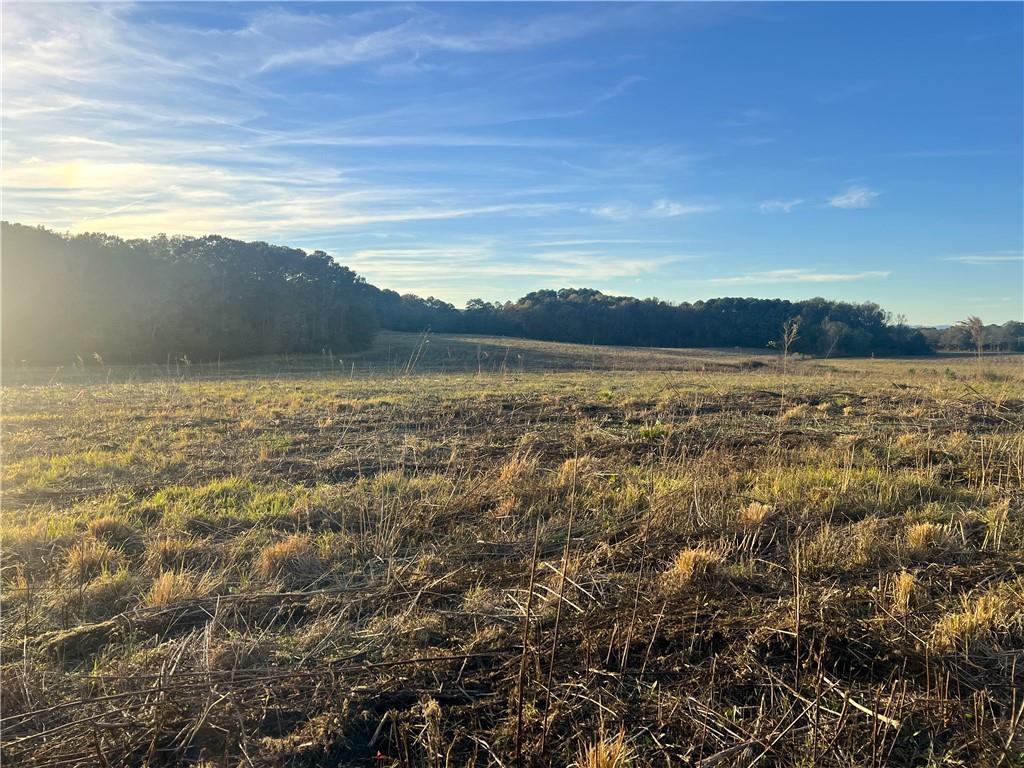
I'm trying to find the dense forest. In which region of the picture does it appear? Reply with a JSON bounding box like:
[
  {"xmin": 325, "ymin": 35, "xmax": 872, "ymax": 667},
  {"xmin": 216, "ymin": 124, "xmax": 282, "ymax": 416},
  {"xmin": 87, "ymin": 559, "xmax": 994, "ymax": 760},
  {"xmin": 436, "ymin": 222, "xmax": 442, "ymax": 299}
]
[
  {"xmin": 365, "ymin": 287, "xmax": 933, "ymax": 356},
  {"xmin": 6, "ymin": 222, "xmax": 1005, "ymax": 365},
  {"xmin": 1, "ymin": 223, "xmax": 377, "ymax": 364}
]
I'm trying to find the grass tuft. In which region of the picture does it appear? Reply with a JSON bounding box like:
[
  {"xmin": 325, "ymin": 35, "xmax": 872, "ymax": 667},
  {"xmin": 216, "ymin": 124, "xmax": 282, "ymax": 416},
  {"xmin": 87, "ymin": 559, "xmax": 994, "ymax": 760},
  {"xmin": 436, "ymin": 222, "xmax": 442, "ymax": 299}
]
[
  {"xmin": 87, "ymin": 515, "xmax": 141, "ymax": 551},
  {"xmin": 576, "ymin": 729, "xmax": 633, "ymax": 768},
  {"xmin": 147, "ymin": 570, "xmax": 216, "ymax": 607},
  {"xmin": 905, "ymin": 521, "xmax": 951, "ymax": 560},
  {"xmin": 254, "ymin": 535, "xmax": 325, "ymax": 587},
  {"xmin": 735, "ymin": 501, "xmax": 773, "ymax": 531},
  {"xmin": 661, "ymin": 546, "xmax": 723, "ymax": 593},
  {"xmin": 932, "ymin": 583, "xmax": 1023, "ymax": 654},
  {"xmin": 890, "ymin": 570, "xmax": 920, "ymax": 614},
  {"xmin": 65, "ymin": 539, "xmax": 123, "ymax": 584}
]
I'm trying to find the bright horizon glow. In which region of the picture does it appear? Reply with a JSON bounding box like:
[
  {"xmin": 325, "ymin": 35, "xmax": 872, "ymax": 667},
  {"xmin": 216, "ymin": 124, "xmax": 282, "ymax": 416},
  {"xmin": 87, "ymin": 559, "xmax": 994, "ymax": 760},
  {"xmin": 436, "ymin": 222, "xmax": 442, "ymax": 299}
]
[{"xmin": 3, "ymin": 2, "xmax": 1022, "ymax": 325}]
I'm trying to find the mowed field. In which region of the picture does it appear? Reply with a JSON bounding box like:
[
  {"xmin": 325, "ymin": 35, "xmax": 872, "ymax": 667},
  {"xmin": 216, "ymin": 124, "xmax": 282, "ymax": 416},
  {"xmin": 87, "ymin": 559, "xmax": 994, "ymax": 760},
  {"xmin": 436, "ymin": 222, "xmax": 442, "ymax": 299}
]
[{"xmin": 2, "ymin": 332, "xmax": 1022, "ymax": 767}]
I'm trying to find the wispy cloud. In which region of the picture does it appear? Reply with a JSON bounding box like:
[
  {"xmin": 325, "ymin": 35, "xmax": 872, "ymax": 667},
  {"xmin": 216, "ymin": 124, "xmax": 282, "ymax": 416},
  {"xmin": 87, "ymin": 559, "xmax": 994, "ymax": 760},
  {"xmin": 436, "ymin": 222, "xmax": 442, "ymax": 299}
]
[
  {"xmin": 710, "ymin": 268, "xmax": 891, "ymax": 285},
  {"xmin": 344, "ymin": 243, "xmax": 684, "ymax": 292},
  {"xmin": 942, "ymin": 251, "xmax": 1023, "ymax": 265},
  {"xmin": 648, "ymin": 199, "xmax": 719, "ymax": 218},
  {"xmin": 1, "ymin": 2, "xmax": 707, "ymax": 244},
  {"xmin": 827, "ymin": 185, "xmax": 879, "ymax": 209},
  {"xmin": 257, "ymin": 7, "xmax": 622, "ymax": 73},
  {"xmin": 594, "ymin": 75, "xmax": 646, "ymax": 105},
  {"xmin": 582, "ymin": 199, "xmax": 718, "ymax": 220},
  {"xmin": 759, "ymin": 198, "xmax": 804, "ymax": 214},
  {"xmin": 584, "ymin": 204, "xmax": 634, "ymax": 221},
  {"xmin": 527, "ymin": 238, "xmax": 678, "ymax": 247}
]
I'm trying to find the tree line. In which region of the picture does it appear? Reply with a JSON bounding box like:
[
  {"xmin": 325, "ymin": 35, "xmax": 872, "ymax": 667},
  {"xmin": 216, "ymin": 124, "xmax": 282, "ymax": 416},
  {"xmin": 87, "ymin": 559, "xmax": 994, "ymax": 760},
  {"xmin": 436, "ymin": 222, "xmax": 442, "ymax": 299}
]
[
  {"xmin": 362, "ymin": 287, "xmax": 932, "ymax": 356},
  {"xmin": 2, "ymin": 222, "xmax": 376, "ymax": 364},
  {"xmin": 919, "ymin": 321, "xmax": 1024, "ymax": 353},
  {"xmin": 3, "ymin": 222, "xmax": 947, "ymax": 364}
]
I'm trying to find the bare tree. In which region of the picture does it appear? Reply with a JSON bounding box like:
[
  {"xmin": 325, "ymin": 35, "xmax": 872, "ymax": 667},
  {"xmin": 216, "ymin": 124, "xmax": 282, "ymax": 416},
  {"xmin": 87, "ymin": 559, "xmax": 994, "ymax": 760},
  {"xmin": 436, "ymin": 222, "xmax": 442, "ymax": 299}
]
[
  {"xmin": 960, "ymin": 316, "xmax": 985, "ymax": 372},
  {"xmin": 781, "ymin": 317, "xmax": 801, "ymax": 373}
]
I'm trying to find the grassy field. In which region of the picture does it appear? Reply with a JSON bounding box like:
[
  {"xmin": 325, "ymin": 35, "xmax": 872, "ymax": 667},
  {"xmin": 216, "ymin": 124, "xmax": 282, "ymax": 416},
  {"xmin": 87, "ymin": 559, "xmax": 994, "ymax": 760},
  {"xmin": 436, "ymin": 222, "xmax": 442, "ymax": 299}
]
[{"xmin": 2, "ymin": 332, "xmax": 1022, "ymax": 767}]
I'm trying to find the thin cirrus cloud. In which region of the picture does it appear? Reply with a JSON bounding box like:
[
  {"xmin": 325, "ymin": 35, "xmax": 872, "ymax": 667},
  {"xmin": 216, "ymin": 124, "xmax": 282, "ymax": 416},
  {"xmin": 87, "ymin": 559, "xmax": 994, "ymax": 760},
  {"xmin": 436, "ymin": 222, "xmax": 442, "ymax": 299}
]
[
  {"xmin": 257, "ymin": 6, "xmax": 625, "ymax": 72},
  {"xmin": 759, "ymin": 199, "xmax": 804, "ymax": 214},
  {"xmin": 583, "ymin": 200, "xmax": 719, "ymax": 220},
  {"xmin": 762, "ymin": 187, "xmax": 881, "ymax": 214},
  {"xmin": 827, "ymin": 185, "xmax": 880, "ymax": 209},
  {"xmin": 941, "ymin": 252, "xmax": 1023, "ymax": 265},
  {"xmin": 1, "ymin": 2, "xmax": 714, "ymax": 247},
  {"xmin": 343, "ymin": 245, "xmax": 684, "ymax": 294},
  {"xmin": 710, "ymin": 268, "xmax": 891, "ymax": 285},
  {"xmin": 648, "ymin": 199, "xmax": 720, "ymax": 218}
]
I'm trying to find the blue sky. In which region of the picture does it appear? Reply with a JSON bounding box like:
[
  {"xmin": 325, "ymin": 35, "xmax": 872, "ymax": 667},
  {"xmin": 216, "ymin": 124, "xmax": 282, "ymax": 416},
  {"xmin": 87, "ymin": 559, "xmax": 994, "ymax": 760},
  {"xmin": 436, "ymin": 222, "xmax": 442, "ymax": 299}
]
[{"xmin": 4, "ymin": 2, "xmax": 1022, "ymax": 324}]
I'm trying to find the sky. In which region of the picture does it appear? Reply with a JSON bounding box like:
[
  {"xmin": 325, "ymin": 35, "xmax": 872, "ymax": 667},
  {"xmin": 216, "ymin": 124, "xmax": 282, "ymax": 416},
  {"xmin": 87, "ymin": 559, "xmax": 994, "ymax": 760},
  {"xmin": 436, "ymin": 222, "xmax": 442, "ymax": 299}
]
[{"xmin": 3, "ymin": 2, "xmax": 1022, "ymax": 325}]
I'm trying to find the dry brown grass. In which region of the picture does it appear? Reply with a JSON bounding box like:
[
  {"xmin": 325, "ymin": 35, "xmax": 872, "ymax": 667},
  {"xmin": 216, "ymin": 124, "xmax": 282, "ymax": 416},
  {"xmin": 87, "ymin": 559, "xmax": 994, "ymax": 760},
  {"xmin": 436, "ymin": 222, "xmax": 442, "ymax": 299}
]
[
  {"xmin": 1, "ymin": 337, "xmax": 1021, "ymax": 767},
  {"xmin": 905, "ymin": 521, "xmax": 951, "ymax": 559},
  {"xmin": 931, "ymin": 584, "xmax": 1023, "ymax": 653},
  {"xmin": 890, "ymin": 570, "xmax": 920, "ymax": 614},
  {"xmin": 146, "ymin": 569, "xmax": 216, "ymax": 607},
  {"xmin": 735, "ymin": 500, "xmax": 773, "ymax": 530},
  {"xmin": 575, "ymin": 729, "xmax": 633, "ymax": 768},
  {"xmin": 86, "ymin": 515, "xmax": 139, "ymax": 550},
  {"xmin": 144, "ymin": 535, "xmax": 214, "ymax": 573},
  {"xmin": 65, "ymin": 538, "xmax": 123, "ymax": 584},
  {"xmin": 800, "ymin": 523, "xmax": 848, "ymax": 576},
  {"xmin": 254, "ymin": 534, "xmax": 324, "ymax": 587},
  {"xmin": 661, "ymin": 546, "xmax": 723, "ymax": 593}
]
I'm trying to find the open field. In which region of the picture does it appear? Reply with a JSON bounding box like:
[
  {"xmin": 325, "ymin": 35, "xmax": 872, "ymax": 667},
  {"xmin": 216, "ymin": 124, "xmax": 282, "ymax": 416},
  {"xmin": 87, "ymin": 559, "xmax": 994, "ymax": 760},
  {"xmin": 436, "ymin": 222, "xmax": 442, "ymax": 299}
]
[{"xmin": 2, "ymin": 333, "xmax": 1023, "ymax": 767}]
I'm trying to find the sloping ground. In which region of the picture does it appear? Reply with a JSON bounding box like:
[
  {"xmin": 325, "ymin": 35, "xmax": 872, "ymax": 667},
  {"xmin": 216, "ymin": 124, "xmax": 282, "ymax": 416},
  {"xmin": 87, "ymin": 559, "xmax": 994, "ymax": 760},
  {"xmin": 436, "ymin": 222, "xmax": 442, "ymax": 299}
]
[
  {"xmin": 348, "ymin": 332, "xmax": 782, "ymax": 374},
  {"xmin": 1, "ymin": 354, "xmax": 1022, "ymax": 766},
  {"xmin": 1, "ymin": 331, "xmax": 780, "ymax": 387}
]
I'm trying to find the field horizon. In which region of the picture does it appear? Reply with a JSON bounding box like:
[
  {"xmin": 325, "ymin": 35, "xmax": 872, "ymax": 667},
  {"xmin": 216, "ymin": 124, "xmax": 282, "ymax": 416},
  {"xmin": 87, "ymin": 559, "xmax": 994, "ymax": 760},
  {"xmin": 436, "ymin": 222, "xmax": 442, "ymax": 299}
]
[{"xmin": 4, "ymin": 329, "xmax": 1018, "ymax": 387}]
